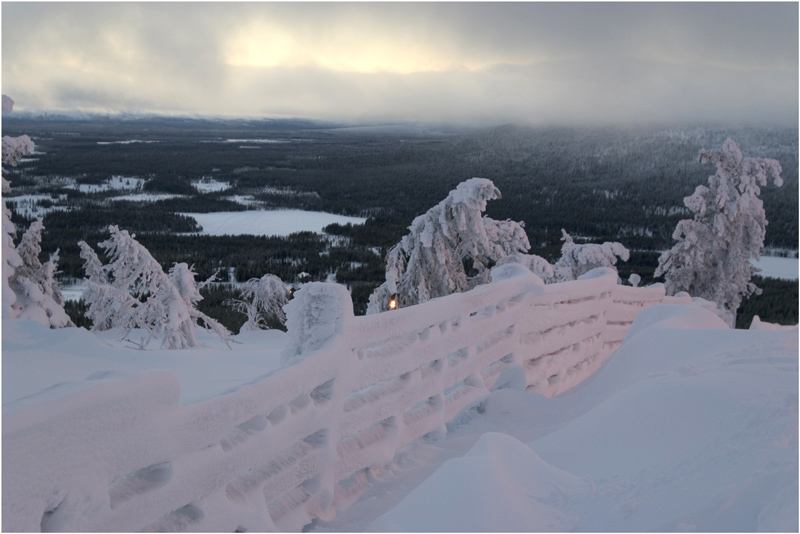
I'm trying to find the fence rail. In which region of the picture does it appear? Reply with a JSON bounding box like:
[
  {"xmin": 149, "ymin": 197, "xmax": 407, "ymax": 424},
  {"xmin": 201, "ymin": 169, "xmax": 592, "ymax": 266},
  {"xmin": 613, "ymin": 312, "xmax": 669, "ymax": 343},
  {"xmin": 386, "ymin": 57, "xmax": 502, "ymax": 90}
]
[{"xmin": 2, "ymin": 266, "xmax": 690, "ymax": 532}]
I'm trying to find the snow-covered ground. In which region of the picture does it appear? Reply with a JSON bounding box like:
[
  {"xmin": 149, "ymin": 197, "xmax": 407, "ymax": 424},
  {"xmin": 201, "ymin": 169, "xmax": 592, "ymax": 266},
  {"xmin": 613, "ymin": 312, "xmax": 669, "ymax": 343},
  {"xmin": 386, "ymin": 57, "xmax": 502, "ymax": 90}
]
[
  {"xmin": 341, "ymin": 306, "xmax": 798, "ymax": 532},
  {"xmin": 180, "ymin": 210, "xmax": 367, "ymax": 237},
  {"xmin": 2, "ymin": 322, "xmax": 286, "ymax": 416},
  {"xmin": 96, "ymin": 140, "xmax": 159, "ymax": 145},
  {"xmin": 65, "ymin": 175, "xmax": 144, "ymax": 193},
  {"xmin": 192, "ymin": 178, "xmax": 231, "ymax": 193},
  {"xmin": 221, "ymin": 138, "xmax": 289, "ymax": 144},
  {"xmin": 2, "ymin": 304, "xmax": 796, "ymax": 531},
  {"xmin": 225, "ymin": 194, "xmax": 261, "ymax": 206},
  {"xmin": 3, "ymin": 194, "xmax": 69, "ymax": 218},
  {"xmin": 108, "ymin": 193, "xmax": 186, "ymax": 202}
]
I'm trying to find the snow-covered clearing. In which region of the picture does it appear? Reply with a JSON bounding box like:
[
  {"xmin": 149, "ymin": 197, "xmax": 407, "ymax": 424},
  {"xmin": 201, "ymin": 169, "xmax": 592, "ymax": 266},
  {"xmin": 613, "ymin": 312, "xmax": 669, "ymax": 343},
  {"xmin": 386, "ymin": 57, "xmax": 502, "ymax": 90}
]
[
  {"xmin": 222, "ymin": 139, "xmax": 289, "ymax": 144},
  {"xmin": 2, "ymin": 194, "xmax": 68, "ymax": 218},
  {"xmin": 192, "ymin": 178, "xmax": 231, "ymax": 193},
  {"xmin": 225, "ymin": 194, "xmax": 261, "ymax": 206},
  {"xmin": 109, "ymin": 193, "xmax": 186, "ymax": 202},
  {"xmin": 65, "ymin": 175, "xmax": 144, "ymax": 193},
  {"xmin": 180, "ymin": 210, "xmax": 367, "ymax": 237},
  {"xmin": 97, "ymin": 140, "xmax": 159, "ymax": 145}
]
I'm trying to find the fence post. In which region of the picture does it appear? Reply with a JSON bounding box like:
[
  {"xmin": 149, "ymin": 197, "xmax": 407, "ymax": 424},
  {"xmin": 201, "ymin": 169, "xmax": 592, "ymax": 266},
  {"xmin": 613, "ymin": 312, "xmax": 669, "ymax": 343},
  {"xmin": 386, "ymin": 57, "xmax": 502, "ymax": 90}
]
[{"xmin": 282, "ymin": 282, "xmax": 355, "ymax": 362}]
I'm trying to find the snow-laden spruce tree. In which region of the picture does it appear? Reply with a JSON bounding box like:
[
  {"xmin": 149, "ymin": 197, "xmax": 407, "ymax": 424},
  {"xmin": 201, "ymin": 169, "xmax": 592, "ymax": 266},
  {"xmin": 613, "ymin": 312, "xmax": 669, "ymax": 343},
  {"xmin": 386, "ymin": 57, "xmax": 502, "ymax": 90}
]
[
  {"xmin": 8, "ymin": 218, "xmax": 73, "ymax": 327},
  {"xmin": 655, "ymin": 138, "xmax": 783, "ymax": 327},
  {"xmin": 367, "ymin": 178, "xmax": 530, "ymax": 313},
  {"xmin": 2, "ymin": 128, "xmax": 72, "ymax": 327},
  {"xmin": 225, "ymin": 274, "xmax": 288, "ymax": 331},
  {"xmin": 2, "ymin": 133, "xmax": 34, "ymax": 318},
  {"xmin": 2, "ymin": 177, "xmax": 23, "ymax": 318},
  {"xmin": 79, "ymin": 226, "xmax": 231, "ymax": 349},
  {"xmin": 168, "ymin": 262, "xmax": 232, "ymax": 346},
  {"xmin": 551, "ymin": 229, "xmax": 630, "ymax": 283}
]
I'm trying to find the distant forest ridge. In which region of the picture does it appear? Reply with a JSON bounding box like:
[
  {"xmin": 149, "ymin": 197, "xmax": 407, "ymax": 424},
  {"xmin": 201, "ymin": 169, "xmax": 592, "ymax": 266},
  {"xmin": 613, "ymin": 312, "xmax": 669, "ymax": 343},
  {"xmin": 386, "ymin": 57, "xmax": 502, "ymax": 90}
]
[{"xmin": 4, "ymin": 115, "xmax": 796, "ymax": 251}]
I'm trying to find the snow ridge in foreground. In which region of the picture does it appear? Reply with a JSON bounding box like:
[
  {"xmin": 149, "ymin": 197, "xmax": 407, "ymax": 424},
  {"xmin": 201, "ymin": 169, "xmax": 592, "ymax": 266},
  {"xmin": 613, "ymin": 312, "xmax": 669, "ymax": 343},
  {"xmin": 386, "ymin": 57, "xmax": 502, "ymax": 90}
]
[
  {"xmin": 356, "ymin": 306, "xmax": 798, "ymax": 532},
  {"xmin": 2, "ymin": 304, "xmax": 797, "ymax": 532}
]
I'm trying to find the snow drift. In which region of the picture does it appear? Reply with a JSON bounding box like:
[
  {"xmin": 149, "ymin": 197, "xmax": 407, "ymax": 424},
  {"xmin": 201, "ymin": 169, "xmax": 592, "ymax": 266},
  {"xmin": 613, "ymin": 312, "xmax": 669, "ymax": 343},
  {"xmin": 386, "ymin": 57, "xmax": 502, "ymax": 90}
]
[
  {"xmin": 2, "ymin": 266, "xmax": 796, "ymax": 532},
  {"xmin": 365, "ymin": 304, "xmax": 798, "ymax": 532}
]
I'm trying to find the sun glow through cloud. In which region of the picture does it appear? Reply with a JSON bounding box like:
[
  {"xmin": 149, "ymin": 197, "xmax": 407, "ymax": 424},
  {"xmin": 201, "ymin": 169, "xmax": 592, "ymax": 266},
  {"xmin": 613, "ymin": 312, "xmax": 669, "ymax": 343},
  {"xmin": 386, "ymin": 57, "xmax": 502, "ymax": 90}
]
[{"xmin": 224, "ymin": 23, "xmax": 499, "ymax": 74}]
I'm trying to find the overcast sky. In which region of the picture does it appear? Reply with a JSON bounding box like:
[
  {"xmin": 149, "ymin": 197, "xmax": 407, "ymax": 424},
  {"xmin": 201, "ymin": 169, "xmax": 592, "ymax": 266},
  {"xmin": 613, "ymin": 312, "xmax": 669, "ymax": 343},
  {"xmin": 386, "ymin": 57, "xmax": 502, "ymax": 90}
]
[{"xmin": 2, "ymin": 2, "xmax": 797, "ymax": 126}]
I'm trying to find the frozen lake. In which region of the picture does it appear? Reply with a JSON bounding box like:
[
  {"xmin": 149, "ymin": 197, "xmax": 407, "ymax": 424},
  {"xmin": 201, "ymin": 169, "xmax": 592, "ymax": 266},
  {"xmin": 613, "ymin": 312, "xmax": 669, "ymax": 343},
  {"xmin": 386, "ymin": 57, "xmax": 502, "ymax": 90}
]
[
  {"xmin": 751, "ymin": 255, "xmax": 798, "ymax": 280},
  {"xmin": 180, "ymin": 210, "xmax": 367, "ymax": 237}
]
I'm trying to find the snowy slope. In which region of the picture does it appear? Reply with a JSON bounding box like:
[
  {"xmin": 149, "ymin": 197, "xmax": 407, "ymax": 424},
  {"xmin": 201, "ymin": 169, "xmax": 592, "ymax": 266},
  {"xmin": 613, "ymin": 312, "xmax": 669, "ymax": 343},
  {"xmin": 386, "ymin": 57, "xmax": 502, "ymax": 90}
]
[
  {"xmin": 2, "ymin": 320, "xmax": 287, "ymax": 415},
  {"xmin": 325, "ymin": 306, "xmax": 798, "ymax": 532},
  {"xmin": 2, "ymin": 304, "xmax": 797, "ymax": 532}
]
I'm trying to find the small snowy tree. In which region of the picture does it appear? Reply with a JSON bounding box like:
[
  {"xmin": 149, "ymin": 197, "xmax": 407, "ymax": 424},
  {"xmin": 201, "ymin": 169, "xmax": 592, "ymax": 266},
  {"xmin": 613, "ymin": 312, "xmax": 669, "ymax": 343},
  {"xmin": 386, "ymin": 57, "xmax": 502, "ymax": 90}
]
[
  {"xmin": 168, "ymin": 262, "xmax": 232, "ymax": 345},
  {"xmin": 367, "ymin": 178, "xmax": 530, "ymax": 313},
  {"xmin": 551, "ymin": 229, "xmax": 630, "ymax": 283},
  {"xmin": 80, "ymin": 226, "xmax": 231, "ymax": 349},
  {"xmin": 7, "ymin": 219, "xmax": 72, "ymax": 328},
  {"xmin": 655, "ymin": 138, "xmax": 783, "ymax": 327},
  {"xmin": 1, "ymin": 132, "xmax": 34, "ymax": 319},
  {"xmin": 2, "ymin": 177, "xmax": 23, "ymax": 318},
  {"xmin": 2, "ymin": 128, "xmax": 72, "ymax": 328},
  {"xmin": 78, "ymin": 240, "xmax": 132, "ymax": 331},
  {"xmin": 225, "ymin": 274, "xmax": 288, "ymax": 331}
]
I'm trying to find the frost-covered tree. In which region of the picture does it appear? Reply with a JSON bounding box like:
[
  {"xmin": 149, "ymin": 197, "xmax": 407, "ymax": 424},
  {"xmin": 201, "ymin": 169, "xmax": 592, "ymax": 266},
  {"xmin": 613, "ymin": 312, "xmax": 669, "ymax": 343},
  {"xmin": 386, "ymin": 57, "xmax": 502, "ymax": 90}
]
[
  {"xmin": 225, "ymin": 274, "xmax": 288, "ymax": 331},
  {"xmin": 80, "ymin": 226, "xmax": 231, "ymax": 349},
  {"xmin": 168, "ymin": 262, "xmax": 232, "ymax": 345},
  {"xmin": 77, "ymin": 240, "xmax": 132, "ymax": 331},
  {"xmin": 495, "ymin": 252, "xmax": 554, "ymax": 282},
  {"xmin": 2, "ymin": 134, "xmax": 34, "ymax": 167},
  {"xmin": 655, "ymin": 138, "xmax": 783, "ymax": 327},
  {"xmin": 6, "ymin": 217, "xmax": 72, "ymax": 328},
  {"xmin": 2, "ymin": 128, "xmax": 72, "ymax": 328},
  {"xmin": 367, "ymin": 178, "xmax": 530, "ymax": 313},
  {"xmin": 551, "ymin": 229, "xmax": 630, "ymax": 283},
  {"xmin": 2, "ymin": 177, "xmax": 23, "ymax": 318},
  {"xmin": 2, "ymin": 132, "xmax": 33, "ymax": 319}
]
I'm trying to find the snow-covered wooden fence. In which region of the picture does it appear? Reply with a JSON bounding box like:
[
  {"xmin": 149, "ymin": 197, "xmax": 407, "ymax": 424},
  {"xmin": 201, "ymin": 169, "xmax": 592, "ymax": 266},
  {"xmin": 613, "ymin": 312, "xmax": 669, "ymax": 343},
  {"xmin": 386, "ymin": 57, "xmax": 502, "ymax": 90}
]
[{"xmin": 2, "ymin": 266, "xmax": 690, "ymax": 532}]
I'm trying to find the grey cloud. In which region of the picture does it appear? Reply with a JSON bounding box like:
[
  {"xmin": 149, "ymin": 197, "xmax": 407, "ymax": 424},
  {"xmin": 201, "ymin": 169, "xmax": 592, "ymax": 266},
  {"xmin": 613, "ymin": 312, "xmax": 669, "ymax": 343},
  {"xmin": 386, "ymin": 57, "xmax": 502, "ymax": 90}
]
[{"xmin": 2, "ymin": 2, "xmax": 797, "ymax": 125}]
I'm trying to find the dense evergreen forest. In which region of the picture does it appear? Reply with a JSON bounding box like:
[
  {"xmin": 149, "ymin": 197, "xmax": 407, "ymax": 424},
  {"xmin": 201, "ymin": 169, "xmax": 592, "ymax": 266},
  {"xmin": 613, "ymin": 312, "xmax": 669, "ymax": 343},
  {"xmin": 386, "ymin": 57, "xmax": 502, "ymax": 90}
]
[{"xmin": 3, "ymin": 114, "xmax": 797, "ymax": 330}]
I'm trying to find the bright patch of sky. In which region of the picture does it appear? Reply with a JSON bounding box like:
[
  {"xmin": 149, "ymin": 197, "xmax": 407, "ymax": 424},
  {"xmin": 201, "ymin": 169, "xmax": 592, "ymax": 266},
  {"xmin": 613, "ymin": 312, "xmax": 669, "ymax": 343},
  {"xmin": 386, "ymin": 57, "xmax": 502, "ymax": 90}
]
[
  {"xmin": 2, "ymin": 3, "xmax": 796, "ymax": 125},
  {"xmin": 181, "ymin": 210, "xmax": 366, "ymax": 237}
]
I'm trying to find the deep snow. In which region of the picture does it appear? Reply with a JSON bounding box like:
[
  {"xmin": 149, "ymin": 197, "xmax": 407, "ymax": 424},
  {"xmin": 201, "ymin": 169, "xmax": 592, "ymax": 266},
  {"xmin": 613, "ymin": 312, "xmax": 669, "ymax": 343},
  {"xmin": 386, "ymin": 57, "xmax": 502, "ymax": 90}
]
[
  {"xmin": 319, "ymin": 305, "xmax": 799, "ymax": 532},
  {"xmin": 2, "ymin": 303, "xmax": 796, "ymax": 532},
  {"xmin": 2, "ymin": 321, "xmax": 286, "ymax": 415}
]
